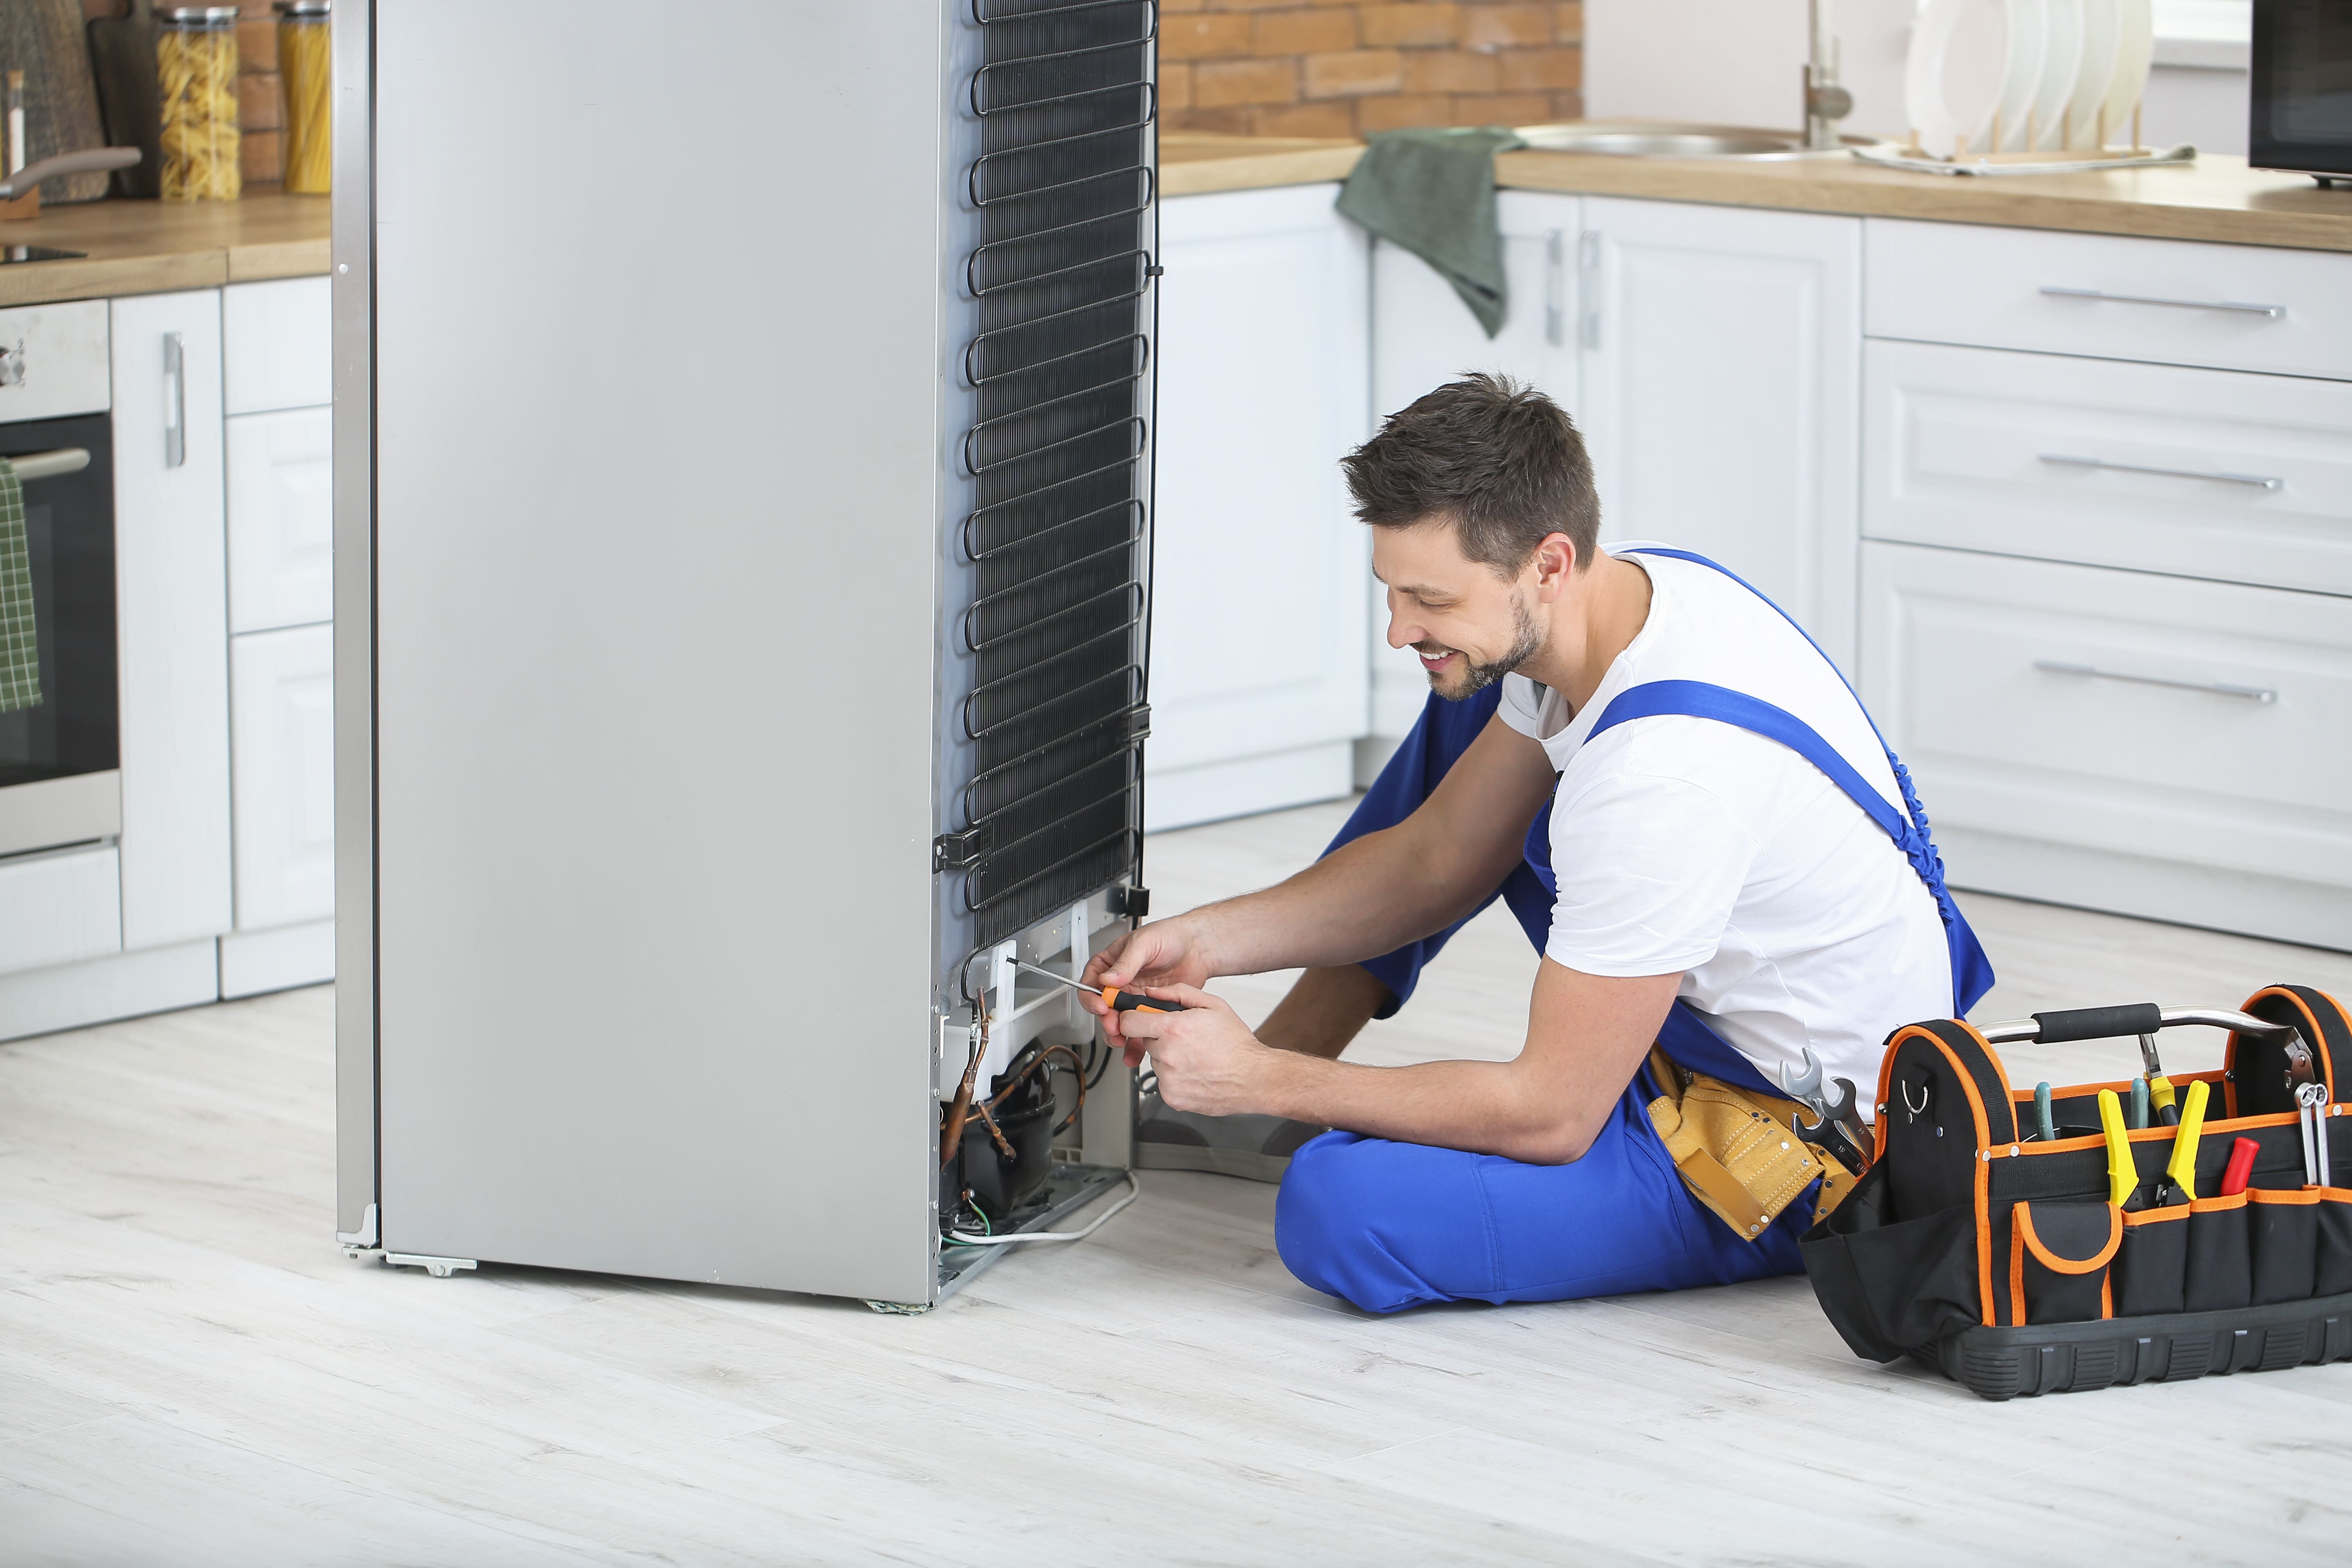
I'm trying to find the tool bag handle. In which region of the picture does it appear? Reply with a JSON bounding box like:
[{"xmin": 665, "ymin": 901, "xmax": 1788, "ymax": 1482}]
[{"xmin": 1976, "ymin": 1004, "xmax": 2297, "ymax": 1047}]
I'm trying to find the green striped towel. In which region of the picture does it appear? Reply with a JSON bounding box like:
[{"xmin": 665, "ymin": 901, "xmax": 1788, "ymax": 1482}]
[{"xmin": 0, "ymin": 455, "xmax": 38, "ymax": 713}]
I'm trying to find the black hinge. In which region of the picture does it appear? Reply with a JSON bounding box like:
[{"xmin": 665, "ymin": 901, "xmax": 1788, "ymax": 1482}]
[
  {"xmin": 933, "ymin": 825, "xmax": 992, "ymax": 873},
  {"xmin": 1108, "ymin": 884, "xmax": 1150, "ymax": 919}
]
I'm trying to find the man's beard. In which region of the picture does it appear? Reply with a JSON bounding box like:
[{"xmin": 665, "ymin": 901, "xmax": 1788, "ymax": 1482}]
[{"xmin": 1428, "ymin": 594, "xmax": 1542, "ymax": 699}]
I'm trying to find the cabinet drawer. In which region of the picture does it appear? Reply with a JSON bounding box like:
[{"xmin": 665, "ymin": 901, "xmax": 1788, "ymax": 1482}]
[
  {"xmin": 223, "ymin": 277, "xmax": 331, "ymax": 414},
  {"xmin": 231, "ymin": 623, "xmax": 334, "ymax": 931},
  {"xmin": 0, "ymin": 845, "xmax": 121, "ymax": 976},
  {"xmin": 1863, "ymin": 340, "xmax": 2352, "ymax": 596},
  {"xmin": 1861, "ymin": 543, "xmax": 2352, "ymax": 903},
  {"xmin": 1866, "ymin": 220, "xmax": 2352, "ymax": 381},
  {"xmin": 227, "ymin": 406, "xmax": 333, "ymax": 633}
]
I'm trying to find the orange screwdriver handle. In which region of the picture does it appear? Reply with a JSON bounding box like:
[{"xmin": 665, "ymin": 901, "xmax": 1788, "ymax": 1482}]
[{"xmin": 1102, "ymin": 986, "xmax": 1189, "ymax": 1014}]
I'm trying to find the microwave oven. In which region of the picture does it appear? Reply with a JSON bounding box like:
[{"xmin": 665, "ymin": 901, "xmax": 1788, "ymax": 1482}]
[{"xmin": 2251, "ymin": 0, "xmax": 2352, "ymax": 185}]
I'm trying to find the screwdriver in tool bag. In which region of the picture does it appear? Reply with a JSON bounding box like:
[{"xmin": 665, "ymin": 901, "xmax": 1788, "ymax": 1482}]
[
  {"xmin": 2218, "ymin": 1136, "xmax": 2259, "ymax": 1198},
  {"xmin": 1014, "ymin": 959, "xmax": 1194, "ymax": 1014}
]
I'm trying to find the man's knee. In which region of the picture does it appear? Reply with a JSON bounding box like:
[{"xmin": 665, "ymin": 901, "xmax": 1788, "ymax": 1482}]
[{"xmin": 1274, "ymin": 1133, "xmax": 1466, "ymax": 1314}]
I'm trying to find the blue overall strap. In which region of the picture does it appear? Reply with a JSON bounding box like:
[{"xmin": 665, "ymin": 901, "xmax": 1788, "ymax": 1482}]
[{"xmin": 1613, "ymin": 547, "xmax": 1996, "ymax": 1016}]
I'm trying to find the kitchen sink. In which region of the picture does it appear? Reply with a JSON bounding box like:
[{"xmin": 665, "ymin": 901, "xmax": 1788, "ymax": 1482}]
[{"xmin": 1511, "ymin": 120, "xmax": 1875, "ymax": 160}]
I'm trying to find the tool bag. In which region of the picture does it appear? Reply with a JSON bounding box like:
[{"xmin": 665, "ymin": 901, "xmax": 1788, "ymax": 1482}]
[{"xmin": 1800, "ymin": 984, "xmax": 2352, "ymax": 1400}]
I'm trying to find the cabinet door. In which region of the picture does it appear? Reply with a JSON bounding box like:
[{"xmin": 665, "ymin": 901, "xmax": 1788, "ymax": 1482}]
[
  {"xmin": 1862, "ymin": 541, "xmax": 2352, "ymax": 950},
  {"xmin": 231, "ymin": 623, "xmax": 334, "ymax": 931},
  {"xmin": 1150, "ymin": 183, "xmax": 1370, "ymax": 829},
  {"xmin": 223, "ymin": 277, "xmax": 333, "ymax": 415},
  {"xmin": 111, "ymin": 289, "xmax": 232, "ymax": 951},
  {"xmin": 1579, "ymin": 198, "xmax": 1862, "ymax": 670},
  {"xmin": 1367, "ymin": 191, "xmax": 1581, "ymax": 735},
  {"xmin": 227, "ymin": 406, "xmax": 334, "ymax": 633}
]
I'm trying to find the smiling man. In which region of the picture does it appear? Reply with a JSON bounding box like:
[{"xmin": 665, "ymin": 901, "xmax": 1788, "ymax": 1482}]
[{"xmin": 1082, "ymin": 373, "xmax": 1993, "ymax": 1314}]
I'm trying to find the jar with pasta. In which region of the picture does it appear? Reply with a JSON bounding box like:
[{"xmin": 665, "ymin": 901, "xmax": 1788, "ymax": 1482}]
[
  {"xmin": 276, "ymin": 0, "xmax": 331, "ymax": 195},
  {"xmin": 158, "ymin": 7, "xmax": 241, "ymax": 202}
]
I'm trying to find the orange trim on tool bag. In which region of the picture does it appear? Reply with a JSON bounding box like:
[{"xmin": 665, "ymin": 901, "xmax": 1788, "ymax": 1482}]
[
  {"xmin": 2101, "ymin": 1274, "xmax": 2113, "ymax": 1320},
  {"xmin": 2121, "ymin": 1203, "xmax": 2188, "ymax": 1229},
  {"xmin": 1894, "ymin": 1020, "xmax": 2007, "ymax": 1325},
  {"xmin": 2189, "ymin": 1192, "xmax": 2248, "ymax": 1216},
  {"xmin": 2245, "ymin": 1186, "xmax": 2323, "ymax": 1206},
  {"xmin": 2015, "ymin": 1103, "xmax": 2299, "ymax": 1158},
  {"xmin": 2230, "ymin": 985, "xmax": 2350, "ymax": 1111},
  {"xmin": 2015, "ymin": 1202, "xmax": 2122, "ymax": 1273}
]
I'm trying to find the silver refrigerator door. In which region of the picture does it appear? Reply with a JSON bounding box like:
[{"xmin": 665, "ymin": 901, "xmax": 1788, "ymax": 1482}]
[{"xmin": 343, "ymin": 0, "xmax": 954, "ymax": 1304}]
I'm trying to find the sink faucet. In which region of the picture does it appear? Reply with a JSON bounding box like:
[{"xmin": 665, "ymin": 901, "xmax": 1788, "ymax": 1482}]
[{"xmin": 1804, "ymin": 0, "xmax": 1854, "ymax": 150}]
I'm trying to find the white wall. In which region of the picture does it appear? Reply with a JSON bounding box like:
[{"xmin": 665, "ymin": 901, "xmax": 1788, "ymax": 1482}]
[{"xmin": 1585, "ymin": 0, "xmax": 2247, "ymax": 155}]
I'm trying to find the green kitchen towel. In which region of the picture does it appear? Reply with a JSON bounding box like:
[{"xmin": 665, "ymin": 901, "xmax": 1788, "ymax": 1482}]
[
  {"xmin": 1336, "ymin": 125, "xmax": 1528, "ymax": 339},
  {"xmin": 0, "ymin": 456, "xmax": 37, "ymax": 714}
]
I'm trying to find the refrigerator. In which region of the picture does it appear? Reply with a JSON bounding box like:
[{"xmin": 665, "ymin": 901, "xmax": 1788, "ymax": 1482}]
[{"xmin": 332, "ymin": 0, "xmax": 1157, "ymax": 1308}]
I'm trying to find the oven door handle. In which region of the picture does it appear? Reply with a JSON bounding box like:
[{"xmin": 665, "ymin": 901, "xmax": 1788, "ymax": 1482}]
[{"xmin": 6, "ymin": 446, "xmax": 91, "ymax": 482}]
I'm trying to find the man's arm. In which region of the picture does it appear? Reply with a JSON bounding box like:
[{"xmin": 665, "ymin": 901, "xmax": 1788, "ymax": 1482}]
[
  {"xmin": 1117, "ymin": 958, "xmax": 1682, "ymax": 1164},
  {"xmin": 1084, "ymin": 713, "xmax": 1558, "ymax": 995}
]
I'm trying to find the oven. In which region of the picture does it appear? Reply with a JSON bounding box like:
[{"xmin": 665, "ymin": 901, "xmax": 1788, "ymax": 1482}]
[
  {"xmin": 2251, "ymin": 0, "xmax": 2352, "ymax": 185},
  {"xmin": 0, "ymin": 301, "xmax": 118, "ymax": 860}
]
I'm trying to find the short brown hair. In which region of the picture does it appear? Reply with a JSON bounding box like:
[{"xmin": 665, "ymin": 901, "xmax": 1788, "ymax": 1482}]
[{"xmin": 1340, "ymin": 374, "xmax": 1600, "ymax": 575}]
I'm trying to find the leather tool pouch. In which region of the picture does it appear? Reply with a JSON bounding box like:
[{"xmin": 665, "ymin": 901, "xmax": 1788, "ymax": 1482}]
[
  {"xmin": 1797, "ymin": 983, "xmax": 2352, "ymax": 1401},
  {"xmin": 1644, "ymin": 1047, "xmax": 1858, "ymax": 1244}
]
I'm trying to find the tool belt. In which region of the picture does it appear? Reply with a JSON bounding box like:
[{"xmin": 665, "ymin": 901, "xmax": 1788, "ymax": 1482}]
[
  {"xmin": 1644, "ymin": 1047, "xmax": 1859, "ymax": 1243},
  {"xmin": 1799, "ymin": 984, "xmax": 2352, "ymax": 1401}
]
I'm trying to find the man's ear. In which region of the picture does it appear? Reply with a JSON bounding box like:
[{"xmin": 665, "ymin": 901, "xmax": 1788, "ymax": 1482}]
[{"xmin": 1528, "ymin": 533, "xmax": 1577, "ymax": 602}]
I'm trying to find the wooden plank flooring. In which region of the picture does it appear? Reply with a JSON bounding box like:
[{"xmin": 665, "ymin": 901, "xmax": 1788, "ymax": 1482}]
[{"xmin": 6, "ymin": 798, "xmax": 2352, "ymax": 1564}]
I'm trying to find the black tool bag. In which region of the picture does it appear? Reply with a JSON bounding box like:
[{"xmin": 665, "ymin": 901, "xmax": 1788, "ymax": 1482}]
[{"xmin": 1800, "ymin": 984, "xmax": 2352, "ymax": 1400}]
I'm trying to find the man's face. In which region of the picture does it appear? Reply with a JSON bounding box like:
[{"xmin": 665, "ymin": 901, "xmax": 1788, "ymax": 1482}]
[{"xmin": 1372, "ymin": 519, "xmax": 1551, "ymax": 702}]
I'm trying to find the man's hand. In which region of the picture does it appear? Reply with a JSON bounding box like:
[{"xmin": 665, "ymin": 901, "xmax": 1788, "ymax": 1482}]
[
  {"xmin": 1109, "ymin": 986, "xmax": 1281, "ymax": 1114},
  {"xmin": 1080, "ymin": 917, "xmax": 1215, "ymax": 1045}
]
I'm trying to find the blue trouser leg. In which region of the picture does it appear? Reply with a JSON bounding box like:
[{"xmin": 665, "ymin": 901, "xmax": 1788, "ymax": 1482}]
[
  {"xmin": 1332, "ymin": 688, "xmax": 1556, "ymax": 1017},
  {"xmin": 1274, "ymin": 1105, "xmax": 1815, "ymax": 1314},
  {"xmin": 1286, "ymin": 691, "xmax": 1806, "ymax": 1311}
]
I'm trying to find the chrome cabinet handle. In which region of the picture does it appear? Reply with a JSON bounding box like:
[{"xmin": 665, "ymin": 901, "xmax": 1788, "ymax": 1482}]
[
  {"xmin": 1577, "ymin": 229, "xmax": 1601, "ymax": 351},
  {"xmin": 1544, "ymin": 229, "xmax": 1565, "ymax": 348},
  {"xmin": 162, "ymin": 331, "xmax": 185, "ymax": 469},
  {"xmin": 2038, "ymin": 452, "xmax": 2283, "ymax": 491},
  {"xmin": 2034, "ymin": 659, "xmax": 2277, "ymax": 704},
  {"xmin": 6, "ymin": 447, "xmax": 89, "ymax": 482},
  {"xmin": 2038, "ymin": 285, "xmax": 2286, "ymax": 319}
]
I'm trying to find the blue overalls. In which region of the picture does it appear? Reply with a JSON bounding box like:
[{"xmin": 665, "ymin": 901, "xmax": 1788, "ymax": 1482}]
[{"xmin": 1273, "ymin": 548, "xmax": 1996, "ymax": 1314}]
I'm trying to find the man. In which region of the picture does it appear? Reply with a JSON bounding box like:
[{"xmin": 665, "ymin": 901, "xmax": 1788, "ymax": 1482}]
[{"xmin": 1082, "ymin": 374, "xmax": 1991, "ymax": 1314}]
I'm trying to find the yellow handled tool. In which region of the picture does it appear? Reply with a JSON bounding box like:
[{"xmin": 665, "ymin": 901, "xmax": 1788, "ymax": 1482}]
[
  {"xmin": 2166, "ymin": 1078, "xmax": 2212, "ymax": 1203},
  {"xmin": 2150, "ymin": 1074, "xmax": 2179, "ymax": 1127},
  {"xmin": 2099, "ymin": 1089, "xmax": 2135, "ymax": 1209}
]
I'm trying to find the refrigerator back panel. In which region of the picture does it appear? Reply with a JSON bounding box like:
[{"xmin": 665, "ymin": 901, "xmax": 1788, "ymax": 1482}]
[
  {"xmin": 936, "ymin": 0, "xmax": 1156, "ymax": 962},
  {"xmin": 359, "ymin": 0, "xmax": 957, "ymax": 1305}
]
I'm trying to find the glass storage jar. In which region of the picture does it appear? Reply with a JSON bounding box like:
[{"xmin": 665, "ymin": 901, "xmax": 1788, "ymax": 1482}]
[
  {"xmin": 276, "ymin": 1, "xmax": 331, "ymax": 194},
  {"xmin": 158, "ymin": 7, "xmax": 242, "ymax": 201}
]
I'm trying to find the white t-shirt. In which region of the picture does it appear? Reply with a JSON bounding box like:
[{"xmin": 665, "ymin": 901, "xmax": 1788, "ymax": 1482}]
[{"xmin": 1495, "ymin": 546, "xmax": 1949, "ymax": 1111}]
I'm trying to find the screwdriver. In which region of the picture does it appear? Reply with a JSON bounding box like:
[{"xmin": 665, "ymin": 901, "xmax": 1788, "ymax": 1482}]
[{"xmin": 1014, "ymin": 959, "xmax": 1192, "ymax": 1014}]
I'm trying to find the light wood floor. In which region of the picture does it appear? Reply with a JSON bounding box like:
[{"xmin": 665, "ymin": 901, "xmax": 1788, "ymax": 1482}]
[{"xmin": 7, "ymin": 798, "xmax": 2352, "ymax": 1565}]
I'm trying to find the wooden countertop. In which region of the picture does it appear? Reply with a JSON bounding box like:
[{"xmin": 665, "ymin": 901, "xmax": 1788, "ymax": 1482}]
[
  {"xmin": 1163, "ymin": 131, "xmax": 2352, "ymax": 252},
  {"xmin": 0, "ymin": 191, "xmax": 330, "ymax": 308}
]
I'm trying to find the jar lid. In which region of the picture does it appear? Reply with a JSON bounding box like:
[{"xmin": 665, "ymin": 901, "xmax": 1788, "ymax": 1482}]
[
  {"xmin": 274, "ymin": 0, "xmax": 331, "ymax": 13},
  {"xmin": 160, "ymin": 6, "xmax": 243, "ymax": 22}
]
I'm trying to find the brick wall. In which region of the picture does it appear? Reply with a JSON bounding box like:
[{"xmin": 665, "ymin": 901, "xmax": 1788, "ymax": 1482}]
[
  {"xmin": 1164, "ymin": 2, "xmax": 1583, "ymax": 139},
  {"xmin": 80, "ymin": 0, "xmax": 288, "ymax": 186}
]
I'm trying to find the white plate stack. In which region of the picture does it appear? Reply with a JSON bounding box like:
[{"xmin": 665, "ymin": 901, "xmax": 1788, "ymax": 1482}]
[{"xmin": 1906, "ymin": 0, "xmax": 2154, "ymax": 161}]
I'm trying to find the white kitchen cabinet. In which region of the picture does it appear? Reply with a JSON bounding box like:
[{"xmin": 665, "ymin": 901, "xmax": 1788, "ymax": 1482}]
[
  {"xmin": 1861, "ymin": 541, "xmax": 2352, "ymax": 951},
  {"xmin": 1863, "ymin": 339, "xmax": 2352, "ymax": 599},
  {"xmin": 1367, "ymin": 191, "xmax": 1582, "ymax": 737},
  {"xmin": 1149, "ymin": 183, "xmax": 1370, "ymax": 829},
  {"xmin": 1577, "ymin": 198, "xmax": 1862, "ymax": 671},
  {"xmin": 110, "ymin": 289, "xmax": 233, "ymax": 953},
  {"xmin": 0, "ymin": 845, "xmax": 120, "ymax": 976},
  {"xmin": 227, "ymin": 405, "xmax": 334, "ymax": 633},
  {"xmin": 223, "ymin": 276, "xmax": 334, "ymax": 414},
  {"xmin": 229, "ymin": 621, "xmax": 334, "ymax": 935}
]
